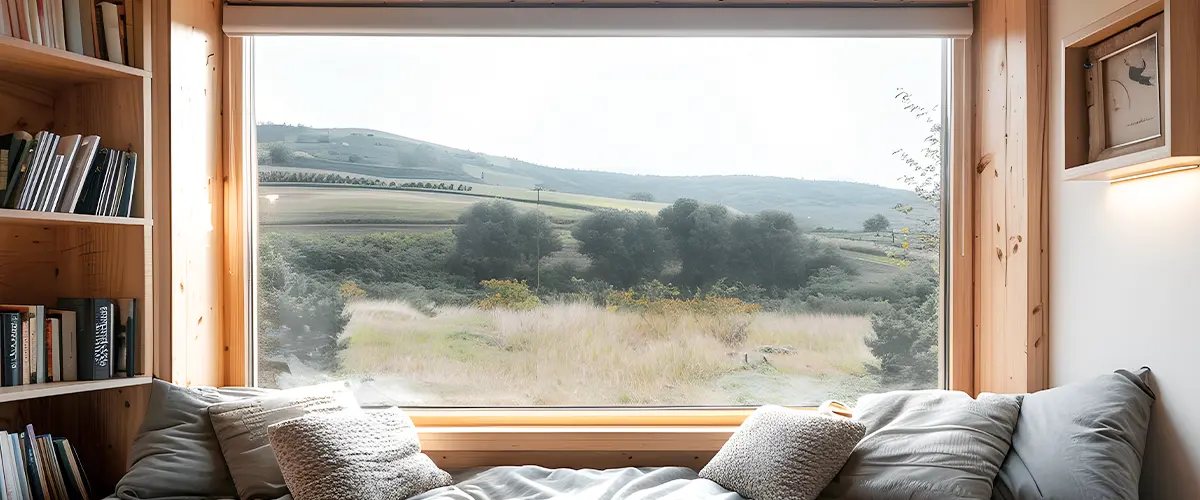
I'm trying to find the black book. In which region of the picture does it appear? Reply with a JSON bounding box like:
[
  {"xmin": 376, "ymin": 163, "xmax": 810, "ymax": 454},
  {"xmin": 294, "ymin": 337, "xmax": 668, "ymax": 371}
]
[
  {"xmin": 114, "ymin": 299, "xmax": 135, "ymax": 378},
  {"xmin": 116, "ymin": 152, "xmax": 137, "ymax": 217},
  {"xmin": 55, "ymin": 299, "xmax": 112, "ymax": 381},
  {"xmin": 4, "ymin": 135, "xmax": 38, "ymax": 209},
  {"xmin": 0, "ymin": 313, "xmax": 20, "ymax": 387},
  {"xmin": 0, "ymin": 132, "xmax": 32, "ymax": 202},
  {"xmin": 22, "ymin": 427, "xmax": 46, "ymax": 500},
  {"xmin": 73, "ymin": 149, "xmax": 109, "ymax": 215}
]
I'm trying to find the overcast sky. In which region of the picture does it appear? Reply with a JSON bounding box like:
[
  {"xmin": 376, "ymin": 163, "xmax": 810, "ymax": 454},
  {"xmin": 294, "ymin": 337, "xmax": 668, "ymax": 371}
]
[{"xmin": 254, "ymin": 37, "xmax": 943, "ymax": 189}]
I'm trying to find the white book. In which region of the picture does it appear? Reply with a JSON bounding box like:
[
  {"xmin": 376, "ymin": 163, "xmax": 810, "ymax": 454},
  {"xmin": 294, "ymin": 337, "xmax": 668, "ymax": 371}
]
[
  {"xmin": 9, "ymin": 435, "xmax": 28, "ymax": 500},
  {"xmin": 50, "ymin": 0, "xmax": 64, "ymax": 50},
  {"xmin": 35, "ymin": 0, "xmax": 48, "ymax": 47},
  {"xmin": 0, "ymin": 2, "xmax": 11, "ymax": 37},
  {"xmin": 62, "ymin": 0, "xmax": 80, "ymax": 53},
  {"xmin": 99, "ymin": 1, "xmax": 120, "ymax": 64},
  {"xmin": 57, "ymin": 134, "xmax": 97, "ymax": 213},
  {"xmin": 76, "ymin": 0, "xmax": 92, "ymax": 56},
  {"xmin": 22, "ymin": 0, "xmax": 37, "ymax": 45},
  {"xmin": 34, "ymin": 312, "xmax": 44, "ymax": 384},
  {"xmin": 45, "ymin": 133, "xmax": 79, "ymax": 211},
  {"xmin": 0, "ymin": 431, "xmax": 14, "ymax": 500},
  {"xmin": 4, "ymin": 1, "xmax": 17, "ymax": 39},
  {"xmin": 34, "ymin": 154, "xmax": 63, "ymax": 212},
  {"xmin": 52, "ymin": 309, "xmax": 76, "ymax": 381}
]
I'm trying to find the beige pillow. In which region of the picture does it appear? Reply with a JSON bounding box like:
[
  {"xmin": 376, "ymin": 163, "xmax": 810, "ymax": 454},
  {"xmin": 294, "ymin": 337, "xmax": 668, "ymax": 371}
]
[
  {"xmin": 268, "ymin": 407, "xmax": 453, "ymax": 500},
  {"xmin": 208, "ymin": 381, "xmax": 359, "ymax": 499},
  {"xmin": 700, "ymin": 405, "xmax": 865, "ymax": 500}
]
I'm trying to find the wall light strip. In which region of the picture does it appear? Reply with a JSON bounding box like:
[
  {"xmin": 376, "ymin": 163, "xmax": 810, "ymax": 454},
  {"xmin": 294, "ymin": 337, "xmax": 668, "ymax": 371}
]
[{"xmin": 1110, "ymin": 165, "xmax": 1200, "ymax": 184}]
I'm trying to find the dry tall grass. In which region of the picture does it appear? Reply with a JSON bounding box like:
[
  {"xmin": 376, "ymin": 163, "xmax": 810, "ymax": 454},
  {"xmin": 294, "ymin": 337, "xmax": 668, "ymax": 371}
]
[{"xmin": 342, "ymin": 299, "xmax": 875, "ymax": 405}]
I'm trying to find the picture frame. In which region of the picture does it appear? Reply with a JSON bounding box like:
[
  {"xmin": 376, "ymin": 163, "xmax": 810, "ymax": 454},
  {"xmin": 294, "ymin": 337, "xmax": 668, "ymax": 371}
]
[{"xmin": 1086, "ymin": 13, "xmax": 1165, "ymax": 163}]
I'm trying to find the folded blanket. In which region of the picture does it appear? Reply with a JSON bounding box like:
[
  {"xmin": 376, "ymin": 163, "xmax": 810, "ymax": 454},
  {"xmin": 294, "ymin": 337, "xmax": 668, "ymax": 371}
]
[{"xmin": 410, "ymin": 466, "xmax": 746, "ymax": 500}]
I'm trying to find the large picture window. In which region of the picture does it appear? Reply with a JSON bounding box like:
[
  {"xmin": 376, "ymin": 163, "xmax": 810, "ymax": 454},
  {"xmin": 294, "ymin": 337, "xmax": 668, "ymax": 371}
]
[{"xmin": 250, "ymin": 36, "xmax": 950, "ymax": 407}]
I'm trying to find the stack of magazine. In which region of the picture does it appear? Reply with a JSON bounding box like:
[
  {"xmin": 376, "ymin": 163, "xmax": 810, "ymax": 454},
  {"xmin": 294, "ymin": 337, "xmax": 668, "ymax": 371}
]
[
  {"xmin": 0, "ymin": 425, "xmax": 91, "ymax": 500},
  {"xmin": 0, "ymin": 131, "xmax": 137, "ymax": 217}
]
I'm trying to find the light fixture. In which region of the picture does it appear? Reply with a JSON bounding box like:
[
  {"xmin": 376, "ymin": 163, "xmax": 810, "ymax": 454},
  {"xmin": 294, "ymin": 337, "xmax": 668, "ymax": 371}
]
[{"xmin": 1109, "ymin": 165, "xmax": 1200, "ymax": 184}]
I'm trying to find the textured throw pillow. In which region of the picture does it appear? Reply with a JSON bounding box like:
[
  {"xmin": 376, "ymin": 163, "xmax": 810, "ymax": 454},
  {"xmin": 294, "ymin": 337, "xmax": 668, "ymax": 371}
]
[
  {"xmin": 820, "ymin": 390, "xmax": 1022, "ymax": 500},
  {"xmin": 208, "ymin": 381, "xmax": 359, "ymax": 500},
  {"xmin": 268, "ymin": 407, "xmax": 453, "ymax": 500},
  {"xmin": 700, "ymin": 405, "xmax": 865, "ymax": 500},
  {"xmin": 992, "ymin": 368, "xmax": 1156, "ymax": 500},
  {"xmin": 114, "ymin": 379, "xmax": 272, "ymax": 500}
]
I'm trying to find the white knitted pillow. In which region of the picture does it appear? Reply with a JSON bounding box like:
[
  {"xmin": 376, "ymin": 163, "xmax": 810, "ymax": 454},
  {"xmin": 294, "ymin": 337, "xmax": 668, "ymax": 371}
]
[
  {"xmin": 267, "ymin": 407, "xmax": 453, "ymax": 500},
  {"xmin": 700, "ymin": 405, "xmax": 865, "ymax": 500}
]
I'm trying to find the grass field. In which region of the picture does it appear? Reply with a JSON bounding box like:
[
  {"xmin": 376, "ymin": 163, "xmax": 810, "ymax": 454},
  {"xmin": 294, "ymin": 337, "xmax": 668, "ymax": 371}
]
[
  {"xmin": 335, "ymin": 300, "xmax": 879, "ymax": 406},
  {"xmin": 259, "ymin": 184, "xmax": 592, "ymax": 226}
]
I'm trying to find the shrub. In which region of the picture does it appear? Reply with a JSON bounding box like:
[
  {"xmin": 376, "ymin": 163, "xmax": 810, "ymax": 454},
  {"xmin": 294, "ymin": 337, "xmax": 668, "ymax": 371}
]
[{"xmin": 477, "ymin": 280, "xmax": 542, "ymax": 311}]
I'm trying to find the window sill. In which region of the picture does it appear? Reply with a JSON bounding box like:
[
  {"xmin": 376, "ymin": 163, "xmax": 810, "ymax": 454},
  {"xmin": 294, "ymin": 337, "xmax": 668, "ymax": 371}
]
[
  {"xmin": 417, "ymin": 425, "xmax": 738, "ymax": 452},
  {"xmin": 406, "ymin": 408, "xmax": 764, "ymax": 428}
]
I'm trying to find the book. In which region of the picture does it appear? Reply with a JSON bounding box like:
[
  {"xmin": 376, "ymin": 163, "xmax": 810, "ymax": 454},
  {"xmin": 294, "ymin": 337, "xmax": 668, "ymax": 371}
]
[
  {"xmin": 56, "ymin": 135, "xmax": 98, "ymax": 213},
  {"xmin": 97, "ymin": 2, "xmax": 120, "ymax": 64},
  {"xmin": 13, "ymin": 0, "xmax": 29, "ymax": 42},
  {"xmin": 3, "ymin": 134, "xmax": 36, "ymax": 209},
  {"xmin": 21, "ymin": 427, "xmax": 46, "ymax": 500},
  {"xmin": 49, "ymin": 0, "xmax": 64, "ymax": 50},
  {"xmin": 0, "ymin": 132, "xmax": 32, "ymax": 206},
  {"xmin": 0, "ymin": 306, "xmax": 41, "ymax": 385},
  {"xmin": 4, "ymin": 1, "xmax": 19, "ymax": 40},
  {"xmin": 97, "ymin": 150, "xmax": 118, "ymax": 216},
  {"xmin": 19, "ymin": 132, "xmax": 57, "ymax": 210},
  {"xmin": 63, "ymin": 0, "xmax": 82, "ymax": 54},
  {"xmin": 45, "ymin": 317, "xmax": 57, "ymax": 382},
  {"xmin": 115, "ymin": 152, "xmax": 136, "ymax": 217},
  {"xmin": 72, "ymin": 148, "xmax": 106, "ymax": 215},
  {"xmin": 36, "ymin": 436, "xmax": 66, "ymax": 500},
  {"xmin": 47, "ymin": 310, "xmax": 76, "ymax": 382},
  {"xmin": 0, "ymin": 2, "xmax": 10, "ymax": 37},
  {"xmin": 55, "ymin": 299, "xmax": 110, "ymax": 381},
  {"xmin": 23, "ymin": 0, "xmax": 38, "ymax": 45},
  {"xmin": 78, "ymin": 0, "xmax": 94, "ymax": 57},
  {"xmin": 35, "ymin": 315, "xmax": 45, "ymax": 384},
  {"xmin": 0, "ymin": 431, "xmax": 16, "ymax": 500},
  {"xmin": 113, "ymin": 299, "xmax": 134, "ymax": 377},
  {"xmin": 43, "ymin": 134, "xmax": 81, "ymax": 212},
  {"xmin": 35, "ymin": 0, "xmax": 48, "ymax": 48},
  {"xmin": 9, "ymin": 435, "xmax": 27, "ymax": 500},
  {"xmin": 58, "ymin": 439, "xmax": 89, "ymax": 500},
  {"xmin": 13, "ymin": 131, "xmax": 46, "ymax": 210},
  {"xmin": 0, "ymin": 313, "xmax": 19, "ymax": 387}
]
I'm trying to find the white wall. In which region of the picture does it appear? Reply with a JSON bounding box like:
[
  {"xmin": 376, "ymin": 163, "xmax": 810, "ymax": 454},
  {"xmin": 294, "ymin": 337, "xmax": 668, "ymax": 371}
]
[{"xmin": 1047, "ymin": 1, "xmax": 1200, "ymax": 498}]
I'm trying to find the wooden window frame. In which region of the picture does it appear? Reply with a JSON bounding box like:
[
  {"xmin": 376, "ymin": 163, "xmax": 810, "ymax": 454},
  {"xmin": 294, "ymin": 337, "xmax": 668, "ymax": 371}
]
[{"xmin": 218, "ymin": 30, "xmax": 977, "ymax": 463}]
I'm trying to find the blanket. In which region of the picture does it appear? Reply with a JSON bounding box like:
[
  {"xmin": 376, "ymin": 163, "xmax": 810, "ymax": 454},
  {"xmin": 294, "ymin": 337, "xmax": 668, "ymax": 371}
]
[{"xmin": 409, "ymin": 466, "xmax": 746, "ymax": 500}]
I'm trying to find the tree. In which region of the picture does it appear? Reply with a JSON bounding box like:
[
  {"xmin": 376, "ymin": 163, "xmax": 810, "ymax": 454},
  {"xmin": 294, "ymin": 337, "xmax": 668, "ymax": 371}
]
[
  {"xmin": 863, "ymin": 214, "xmax": 891, "ymax": 233},
  {"xmin": 573, "ymin": 209, "xmax": 667, "ymax": 287},
  {"xmin": 451, "ymin": 201, "xmax": 562, "ymax": 281},
  {"xmin": 656, "ymin": 199, "xmax": 732, "ymax": 287},
  {"xmin": 892, "ymin": 89, "xmax": 941, "ymax": 250},
  {"xmin": 267, "ymin": 143, "xmax": 292, "ymax": 165},
  {"xmin": 727, "ymin": 210, "xmax": 816, "ymax": 290},
  {"xmin": 628, "ymin": 192, "xmax": 656, "ymax": 202}
]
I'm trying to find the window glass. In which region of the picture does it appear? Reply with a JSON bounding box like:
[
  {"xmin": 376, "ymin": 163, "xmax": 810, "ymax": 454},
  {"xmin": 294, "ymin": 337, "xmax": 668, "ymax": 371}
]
[{"xmin": 252, "ymin": 37, "xmax": 947, "ymax": 407}]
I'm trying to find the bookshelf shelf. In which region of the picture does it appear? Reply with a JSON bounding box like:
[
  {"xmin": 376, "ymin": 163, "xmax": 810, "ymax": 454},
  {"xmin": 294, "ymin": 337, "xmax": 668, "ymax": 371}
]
[
  {"xmin": 0, "ymin": 208, "xmax": 149, "ymax": 227},
  {"xmin": 0, "ymin": 35, "xmax": 149, "ymax": 85},
  {"xmin": 0, "ymin": 376, "xmax": 150, "ymax": 404}
]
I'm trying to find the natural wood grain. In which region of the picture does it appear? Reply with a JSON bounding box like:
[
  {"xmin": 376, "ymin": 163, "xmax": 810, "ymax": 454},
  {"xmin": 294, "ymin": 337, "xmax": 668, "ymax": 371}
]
[
  {"xmin": 973, "ymin": 0, "xmax": 1049, "ymax": 394},
  {"xmin": 151, "ymin": 0, "xmax": 172, "ymax": 382},
  {"xmin": 1162, "ymin": 0, "xmax": 1200, "ymax": 157},
  {"xmin": 170, "ymin": 0, "xmax": 225, "ymax": 387},
  {"xmin": 0, "ymin": 35, "xmax": 150, "ymax": 85},
  {"xmin": 0, "ymin": 209, "xmax": 148, "ymax": 226},
  {"xmin": 221, "ymin": 36, "xmax": 251, "ymax": 387},
  {"xmin": 430, "ymin": 451, "xmax": 717, "ymax": 471},
  {"xmin": 947, "ymin": 37, "xmax": 974, "ymax": 395},
  {"xmin": 0, "ymin": 384, "xmax": 151, "ymax": 495},
  {"xmin": 0, "ymin": 377, "xmax": 151, "ymax": 403},
  {"xmin": 0, "ymin": 80, "xmax": 56, "ymax": 132},
  {"xmin": 0, "ymin": 226, "xmax": 61, "ymax": 305}
]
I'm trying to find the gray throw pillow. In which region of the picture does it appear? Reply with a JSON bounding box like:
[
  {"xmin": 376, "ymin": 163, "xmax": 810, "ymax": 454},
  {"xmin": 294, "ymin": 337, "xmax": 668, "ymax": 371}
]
[
  {"xmin": 992, "ymin": 368, "xmax": 1156, "ymax": 500},
  {"xmin": 268, "ymin": 407, "xmax": 453, "ymax": 500},
  {"xmin": 700, "ymin": 405, "xmax": 865, "ymax": 500},
  {"xmin": 115, "ymin": 379, "xmax": 272, "ymax": 500},
  {"xmin": 820, "ymin": 390, "xmax": 1022, "ymax": 500},
  {"xmin": 208, "ymin": 381, "xmax": 359, "ymax": 500}
]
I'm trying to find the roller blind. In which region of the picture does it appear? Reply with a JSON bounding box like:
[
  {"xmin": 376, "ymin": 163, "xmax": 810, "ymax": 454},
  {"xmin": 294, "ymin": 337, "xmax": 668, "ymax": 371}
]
[{"xmin": 224, "ymin": 0, "xmax": 973, "ymax": 37}]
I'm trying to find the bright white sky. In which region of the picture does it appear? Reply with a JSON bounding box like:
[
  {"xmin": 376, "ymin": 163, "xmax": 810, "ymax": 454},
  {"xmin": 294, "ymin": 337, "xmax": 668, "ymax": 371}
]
[{"xmin": 255, "ymin": 37, "xmax": 943, "ymax": 189}]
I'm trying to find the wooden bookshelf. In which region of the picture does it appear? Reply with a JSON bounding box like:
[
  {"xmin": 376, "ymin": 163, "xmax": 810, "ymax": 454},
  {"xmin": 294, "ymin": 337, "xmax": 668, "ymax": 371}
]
[
  {"xmin": 0, "ymin": 0, "xmax": 155, "ymax": 495},
  {"xmin": 0, "ymin": 377, "xmax": 151, "ymax": 404}
]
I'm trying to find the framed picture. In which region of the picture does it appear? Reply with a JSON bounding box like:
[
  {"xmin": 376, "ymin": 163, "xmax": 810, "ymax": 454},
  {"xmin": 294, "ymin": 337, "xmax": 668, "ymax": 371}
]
[{"xmin": 1086, "ymin": 13, "xmax": 1165, "ymax": 162}]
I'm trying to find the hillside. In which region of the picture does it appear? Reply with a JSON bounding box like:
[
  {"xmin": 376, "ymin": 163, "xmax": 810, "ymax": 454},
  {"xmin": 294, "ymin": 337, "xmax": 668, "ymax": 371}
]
[{"xmin": 258, "ymin": 124, "xmax": 935, "ymax": 230}]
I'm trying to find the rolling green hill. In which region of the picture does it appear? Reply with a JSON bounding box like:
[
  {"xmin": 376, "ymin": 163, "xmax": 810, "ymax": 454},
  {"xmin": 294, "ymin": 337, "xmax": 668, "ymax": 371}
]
[{"xmin": 258, "ymin": 124, "xmax": 936, "ymax": 230}]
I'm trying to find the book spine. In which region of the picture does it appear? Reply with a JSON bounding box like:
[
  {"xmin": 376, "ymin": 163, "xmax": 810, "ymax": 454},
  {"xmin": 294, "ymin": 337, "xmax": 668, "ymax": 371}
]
[
  {"xmin": 92, "ymin": 300, "xmax": 110, "ymax": 381},
  {"xmin": 117, "ymin": 152, "xmax": 136, "ymax": 217},
  {"xmin": 98, "ymin": 2, "xmax": 120, "ymax": 64},
  {"xmin": 21, "ymin": 428, "xmax": 43, "ymax": 500},
  {"xmin": 34, "ymin": 316, "xmax": 45, "ymax": 385},
  {"xmin": 21, "ymin": 316, "xmax": 30, "ymax": 385},
  {"xmin": 1, "ymin": 314, "xmax": 18, "ymax": 387},
  {"xmin": 62, "ymin": 0, "xmax": 81, "ymax": 54}
]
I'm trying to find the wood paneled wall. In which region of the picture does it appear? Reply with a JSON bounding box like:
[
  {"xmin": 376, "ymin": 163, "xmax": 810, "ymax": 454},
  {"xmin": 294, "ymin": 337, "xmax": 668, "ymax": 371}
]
[
  {"xmin": 973, "ymin": 0, "xmax": 1049, "ymax": 394},
  {"xmin": 156, "ymin": 0, "xmax": 226, "ymax": 387}
]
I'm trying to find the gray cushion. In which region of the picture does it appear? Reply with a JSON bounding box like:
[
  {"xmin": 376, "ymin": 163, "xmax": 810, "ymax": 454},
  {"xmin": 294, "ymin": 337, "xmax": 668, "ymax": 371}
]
[
  {"xmin": 820, "ymin": 390, "xmax": 1022, "ymax": 500},
  {"xmin": 700, "ymin": 405, "xmax": 865, "ymax": 500},
  {"xmin": 115, "ymin": 379, "xmax": 272, "ymax": 500},
  {"xmin": 208, "ymin": 382, "xmax": 359, "ymax": 500},
  {"xmin": 992, "ymin": 368, "xmax": 1156, "ymax": 500},
  {"xmin": 268, "ymin": 407, "xmax": 453, "ymax": 500}
]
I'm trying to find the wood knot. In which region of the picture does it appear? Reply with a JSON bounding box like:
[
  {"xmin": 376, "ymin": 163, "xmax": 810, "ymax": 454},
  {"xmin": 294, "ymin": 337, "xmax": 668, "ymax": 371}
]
[
  {"xmin": 996, "ymin": 247, "xmax": 1004, "ymax": 260},
  {"xmin": 1017, "ymin": 235, "xmax": 1023, "ymax": 242},
  {"xmin": 976, "ymin": 154, "xmax": 993, "ymax": 174},
  {"xmin": 1013, "ymin": 243, "xmax": 1020, "ymax": 254}
]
